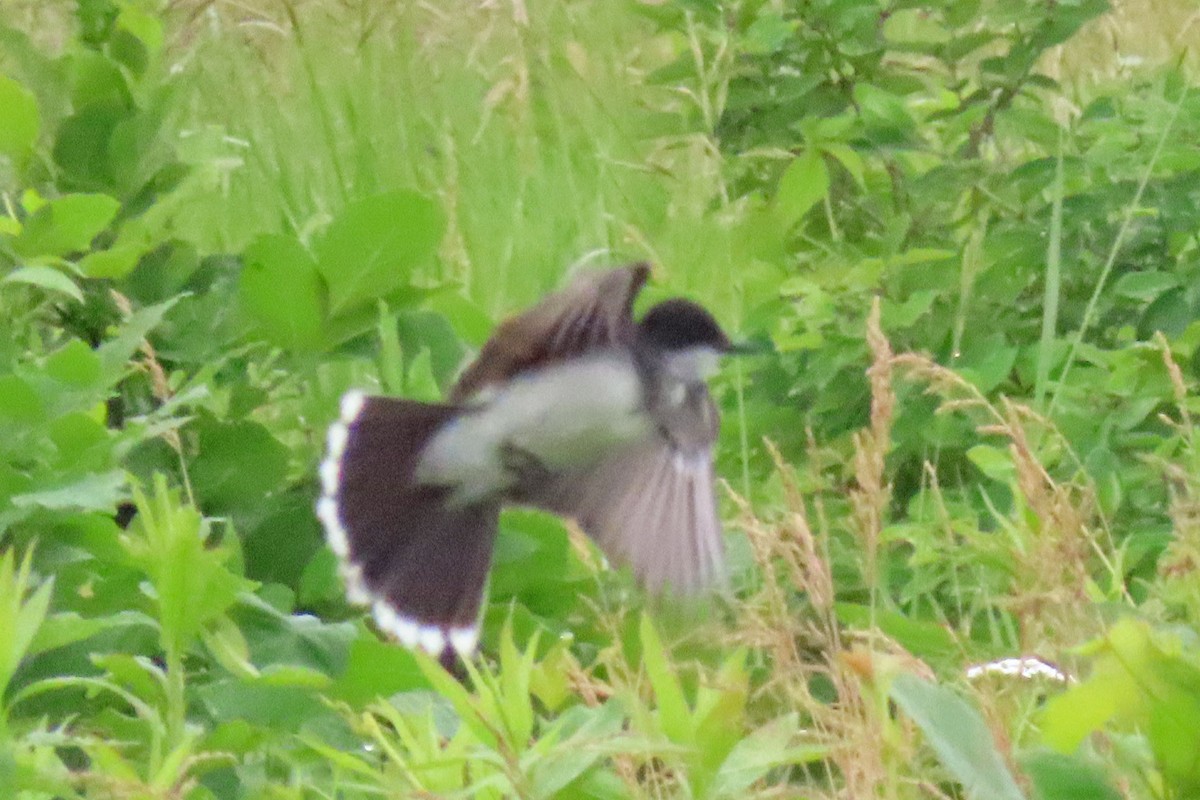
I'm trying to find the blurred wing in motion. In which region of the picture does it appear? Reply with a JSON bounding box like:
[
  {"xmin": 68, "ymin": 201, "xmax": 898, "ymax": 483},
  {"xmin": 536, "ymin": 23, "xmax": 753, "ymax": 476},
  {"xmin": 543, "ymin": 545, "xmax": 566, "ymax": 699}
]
[{"xmin": 450, "ymin": 263, "xmax": 650, "ymax": 402}]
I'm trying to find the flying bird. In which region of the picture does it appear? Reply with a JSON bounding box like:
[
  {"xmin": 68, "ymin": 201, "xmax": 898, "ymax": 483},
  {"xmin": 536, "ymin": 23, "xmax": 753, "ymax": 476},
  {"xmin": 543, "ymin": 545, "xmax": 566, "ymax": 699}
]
[{"xmin": 317, "ymin": 263, "xmax": 737, "ymax": 661}]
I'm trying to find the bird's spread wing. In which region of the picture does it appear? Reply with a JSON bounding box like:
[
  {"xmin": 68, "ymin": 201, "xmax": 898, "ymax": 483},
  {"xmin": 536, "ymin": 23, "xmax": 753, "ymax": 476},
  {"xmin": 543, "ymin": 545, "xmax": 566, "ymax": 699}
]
[
  {"xmin": 523, "ymin": 390, "xmax": 726, "ymax": 596},
  {"xmin": 450, "ymin": 263, "xmax": 650, "ymax": 403}
]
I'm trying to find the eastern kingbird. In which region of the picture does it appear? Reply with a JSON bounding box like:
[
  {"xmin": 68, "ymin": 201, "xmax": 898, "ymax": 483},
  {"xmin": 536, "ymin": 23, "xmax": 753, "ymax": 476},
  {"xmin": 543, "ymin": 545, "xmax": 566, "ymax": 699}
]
[{"xmin": 317, "ymin": 263, "xmax": 736, "ymax": 661}]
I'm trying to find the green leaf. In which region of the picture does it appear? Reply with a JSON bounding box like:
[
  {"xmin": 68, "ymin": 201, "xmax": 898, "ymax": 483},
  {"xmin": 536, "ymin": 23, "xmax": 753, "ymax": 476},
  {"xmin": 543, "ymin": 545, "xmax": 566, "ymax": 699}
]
[
  {"xmin": 199, "ymin": 679, "xmax": 328, "ymax": 731},
  {"xmin": 1040, "ymin": 619, "xmax": 1200, "ymax": 793},
  {"xmin": 13, "ymin": 193, "xmax": 120, "ymax": 257},
  {"xmin": 742, "ymin": 13, "xmax": 794, "ymax": 54},
  {"xmin": 28, "ymin": 610, "xmax": 150, "ymax": 661},
  {"xmin": 1138, "ymin": 287, "xmax": 1192, "ymax": 340},
  {"xmin": 46, "ymin": 338, "xmax": 103, "ymax": 386},
  {"xmin": 188, "ymin": 417, "xmax": 289, "ymax": 514},
  {"xmin": 52, "ymin": 102, "xmax": 125, "ymax": 191},
  {"xmin": 96, "ymin": 297, "xmax": 177, "ymax": 384},
  {"xmin": 527, "ymin": 703, "xmax": 626, "ymax": 798},
  {"xmin": 822, "ymin": 143, "xmax": 866, "ymax": 187},
  {"xmin": 124, "ymin": 474, "xmax": 248, "ymax": 658},
  {"xmin": 712, "ymin": 713, "xmax": 826, "ymax": 797},
  {"xmin": 0, "ymin": 548, "xmax": 54, "ymax": 698},
  {"xmin": 404, "ymin": 347, "xmax": 441, "ymax": 402},
  {"xmin": 1021, "ymin": 750, "xmax": 1121, "ymax": 800},
  {"xmin": 774, "ymin": 150, "xmax": 829, "ymax": 227},
  {"xmin": 889, "ymin": 673, "xmax": 1027, "ymax": 800},
  {"xmin": 232, "ymin": 595, "xmax": 355, "ymax": 676},
  {"xmin": 967, "ymin": 444, "xmax": 1015, "ymax": 483},
  {"xmin": 426, "ymin": 292, "xmax": 495, "ymax": 347},
  {"xmin": 78, "ymin": 244, "xmax": 142, "ymax": 279},
  {"xmin": 414, "ymin": 650, "xmax": 500, "ymax": 750},
  {"xmin": 639, "ymin": 614, "xmax": 694, "ymax": 746},
  {"xmin": 11, "ymin": 470, "xmax": 126, "ymax": 512},
  {"xmin": 328, "ymin": 635, "xmax": 428, "ymax": 706},
  {"xmin": 240, "ymin": 234, "xmax": 328, "ymax": 351},
  {"xmin": 1113, "ymin": 271, "xmax": 1181, "ymax": 302},
  {"xmin": 0, "ymin": 374, "xmax": 44, "ymax": 424},
  {"xmin": 117, "ymin": 5, "xmax": 164, "ymax": 54},
  {"xmin": 834, "ymin": 604, "xmax": 957, "ymax": 659},
  {"xmin": 67, "ymin": 48, "xmax": 131, "ymax": 109},
  {"xmin": 0, "ymin": 266, "xmax": 84, "ymax": 303},
  {"xmin": 0, "ymin": 74, "xmax": 40, "ymax": 158},
  {"xmin": 315, "ymin": 190, "xmax": 444, "ymax": 316}
]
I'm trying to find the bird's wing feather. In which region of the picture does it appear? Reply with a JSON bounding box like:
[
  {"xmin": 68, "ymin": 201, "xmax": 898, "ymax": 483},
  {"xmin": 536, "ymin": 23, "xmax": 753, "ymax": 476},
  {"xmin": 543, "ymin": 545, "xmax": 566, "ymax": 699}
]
[
  {"xmin": 450, "ymin": 263, "xmax": 650, "ymax": 402},
  {"xmin": 527, "ymin": 435, "xmax": 727, "ymax": 596}
]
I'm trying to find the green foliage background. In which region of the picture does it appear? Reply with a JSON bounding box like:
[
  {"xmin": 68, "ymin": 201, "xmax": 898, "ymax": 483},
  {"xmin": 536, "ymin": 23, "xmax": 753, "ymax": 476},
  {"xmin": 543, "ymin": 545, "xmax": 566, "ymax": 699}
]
[{"xmin": 3, "ymin": 0, "xmax": 1200, "ymax": 797}]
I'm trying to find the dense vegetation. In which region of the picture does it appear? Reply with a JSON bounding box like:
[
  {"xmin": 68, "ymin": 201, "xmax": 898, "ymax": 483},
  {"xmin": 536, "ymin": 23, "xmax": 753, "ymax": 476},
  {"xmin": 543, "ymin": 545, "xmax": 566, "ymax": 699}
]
[{"xmin": 3, "ymin": 0, "xmax": 1200, "ymax": 797}]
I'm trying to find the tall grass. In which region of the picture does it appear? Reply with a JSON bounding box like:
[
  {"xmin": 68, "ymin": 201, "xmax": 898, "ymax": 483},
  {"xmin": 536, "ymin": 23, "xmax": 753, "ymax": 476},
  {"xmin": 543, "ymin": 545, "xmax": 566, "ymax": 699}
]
[{"xmin": 166, "ymin": 1, "xmax": 744, "ymax": 317}]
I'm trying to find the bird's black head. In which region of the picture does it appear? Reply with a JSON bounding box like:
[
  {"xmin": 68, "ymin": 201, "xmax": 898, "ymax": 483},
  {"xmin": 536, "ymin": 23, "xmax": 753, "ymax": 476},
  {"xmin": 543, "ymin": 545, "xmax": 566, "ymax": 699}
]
[{"xmin": 637, "ymin": 298, "xmax": 733, "ymax": 354}]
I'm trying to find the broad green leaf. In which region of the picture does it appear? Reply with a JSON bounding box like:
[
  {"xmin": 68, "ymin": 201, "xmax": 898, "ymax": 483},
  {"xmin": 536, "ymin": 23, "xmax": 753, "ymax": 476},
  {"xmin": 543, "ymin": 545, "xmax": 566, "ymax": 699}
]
[
  {"xmin": 1021, "ymin": 750, "xmax": 1122, "ymax": 800},
  {"xmin": 28, "ymin": 611, "xmax": 151, "ymax": 663},
  {"xmin": 78, "ymin": 244, "xmax": 142, "ymax": 279},
  {"xmin": 404, "ymin": 347, "xmax": 441, "ymax": 402},
  {"xmin": 328, "ymin": 635, "xmax": 427, "ymax": 706},
  {"xmin": 67, "ymin": 49, "xmax": 132, "ymax": 109},
  {"xmin": 741, "ymin": 13, "xmax": 794, "ymax": 54},
  {"xmin": 1041, "ymin": 619, "xmax": 1200, "ymax": 793},
  {"xmin": 890, "ymin": 672, "xmax": 1027, "ymax": 800},
  {"xmin": 46, "ymin": 338, "xmax": 102, "ymax": 386},
  {"xmin": 0, "ymin": 374, "xmax": 44, "ymax": 424},
  {"xmin": 1113, "ymin": 271, "xmax": 1181, "ymax": 301},
  {"xmin": 258, "ymin": 663, "xmax": 332, "ymax": 689},
  {"xmin": 199, "ymin": 679, "xmax": 328, "ymax": 731},
  {"xmin": 13, "ymin": 193, "xmax": 120, "ymax": 257},
  {"xmin": 187, "ymin": 416, "xmax": 289, "ymax": 514},
  {"xmin": 822, "ymin": 143, "xmax": 866, "ymax": 187},
  {"xmin": 315, "ymin": 190, "xmax": 444, "ymax": 316},
  {"xmin": 52, "ymin": 102, "xmax": 126, "ymax": 190},
  {"xmin": 11, "ymin": 470, "xmax": 126, "ymax": 512},
  {"xmin": 967, "ymin": 444, "xmax": 1015, "ymax": 483},
  {"xmin": 117, "ymin": 5, "xmax": 164, "ymax": 53},
  {"xmin": 240, "ymin": 234, "xmax": 328, "ymax": 351},
  {"xmin": 1, "ymin": 266, "xmax": 84, "ymax": 303},
  {"xmin": 774, "ymin": 150, "xmax": 829, "ymax": 227},
  {"xmin": 1040, "ymin": 619, "xmax": 1156, "ymax": 752},
  {"xmin": 1149, "ymin": 691, "xmax": 1200, "ymax": 794},
  {"xmin": 854, "ymin": 83, "xmax": 918, "ymax": 142},
  {"xmin": 1138, "ymin": 288, "xmax": 1191, "ymax": 340},
  {"xmin": 232, "ymin": 596, "xmax": 356, "ymax": 676},
  {"xmin": 0, "ymin": 75, "xmax": 40, "ymax": 158},
  {"xmin": 48, "ymin": 412, "xmax": 109, "ymax": 465},
  {"xmin": 202, "ymin": 615, "xmax": 258, "ymax": 679},
  {"xmin": 426, "ymin": 292, "xmax": 496, "ymax": 347}
]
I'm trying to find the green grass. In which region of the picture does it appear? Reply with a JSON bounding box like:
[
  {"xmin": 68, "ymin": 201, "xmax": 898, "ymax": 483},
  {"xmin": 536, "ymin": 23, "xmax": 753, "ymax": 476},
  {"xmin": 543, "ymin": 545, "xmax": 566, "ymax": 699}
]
[{"xmin": 4, "ymin": 0, "xmax": 1200, "ymax": 798}]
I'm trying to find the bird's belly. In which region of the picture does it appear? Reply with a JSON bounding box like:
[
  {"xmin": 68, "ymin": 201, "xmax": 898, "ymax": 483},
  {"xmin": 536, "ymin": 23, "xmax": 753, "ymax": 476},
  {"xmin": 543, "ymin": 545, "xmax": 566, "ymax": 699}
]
[{"xmin": 418, "ymin": 357, "xmax": 650, "ymax": 501}]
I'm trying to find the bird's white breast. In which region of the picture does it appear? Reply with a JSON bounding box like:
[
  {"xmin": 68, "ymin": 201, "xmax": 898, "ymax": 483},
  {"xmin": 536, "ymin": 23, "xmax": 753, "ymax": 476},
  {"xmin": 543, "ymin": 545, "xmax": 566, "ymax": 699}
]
[{"xmin": 417, "ymin": 355, "xmax": 651, "ymax": 501}]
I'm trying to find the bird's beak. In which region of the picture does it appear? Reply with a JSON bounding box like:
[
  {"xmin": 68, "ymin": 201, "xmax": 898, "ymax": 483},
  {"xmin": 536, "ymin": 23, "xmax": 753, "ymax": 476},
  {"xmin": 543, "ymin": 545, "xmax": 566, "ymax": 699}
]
[{"xmin": 724, "ymin": 339, "xmax": 770, "ymax": 356}]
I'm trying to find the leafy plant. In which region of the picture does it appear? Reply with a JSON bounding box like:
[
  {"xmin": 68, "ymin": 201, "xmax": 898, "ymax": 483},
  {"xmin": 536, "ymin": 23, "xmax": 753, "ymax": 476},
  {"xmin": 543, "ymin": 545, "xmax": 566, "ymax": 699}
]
[{"xmin": 3, "ymin": 0, "xmax": 1200, "ymax": 797}]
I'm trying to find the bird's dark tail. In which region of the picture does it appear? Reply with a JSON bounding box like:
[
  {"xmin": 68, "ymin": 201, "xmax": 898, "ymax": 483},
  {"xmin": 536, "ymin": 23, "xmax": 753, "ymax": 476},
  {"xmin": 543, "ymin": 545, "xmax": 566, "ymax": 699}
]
[{"xmin": 317, "ymin": 391, "xmax": 499, "ymax": 665}]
